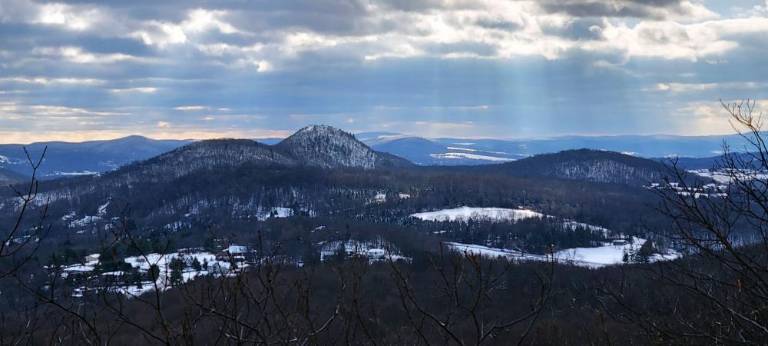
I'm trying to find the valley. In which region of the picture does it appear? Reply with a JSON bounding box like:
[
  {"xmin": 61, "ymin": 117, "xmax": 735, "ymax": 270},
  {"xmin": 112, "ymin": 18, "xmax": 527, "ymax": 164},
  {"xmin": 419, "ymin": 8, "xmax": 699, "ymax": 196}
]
[
  {"xmin": 1, "ymin": 125, "xmax": 765, "ymax": 344},
  {"xmin": 0, "ymin": 126, "xmax": 699, "ymax": 295}
]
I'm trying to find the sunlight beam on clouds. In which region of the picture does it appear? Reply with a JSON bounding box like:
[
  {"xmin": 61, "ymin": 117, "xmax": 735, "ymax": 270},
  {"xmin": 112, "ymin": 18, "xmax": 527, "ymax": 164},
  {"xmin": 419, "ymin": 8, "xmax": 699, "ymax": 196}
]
[{"xmin": 0, "ymin": 0, "xmax": 766, "ymax": 141}]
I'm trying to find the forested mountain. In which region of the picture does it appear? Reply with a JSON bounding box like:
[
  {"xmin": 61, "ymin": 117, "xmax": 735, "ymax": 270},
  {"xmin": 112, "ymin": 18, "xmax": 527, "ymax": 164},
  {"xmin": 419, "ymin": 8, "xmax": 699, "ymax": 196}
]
[
  {"xmin": 0, "ymin": 136, "xmax": 190, "ymax": 178},
  {"xmin": 474, "ymin": 149, "xmax": 670, "ymax": 186},
  {"xmin": 0, "ymin": 127, "xmax": 676, "ymax": 262},
  {"xmin": 276, "ymin": 125, "xmax": 412, "ymax": 169},
  {"xmin": 1, "ymin": 125, "xmax": 758, "ymax": 345},
  {"xmin": 23, "ymin": 126, "xmax": 410, "ymax": 192},
  {"xmin": 0, "ymin": 130, "xmax": 751, "ymax": 178}
]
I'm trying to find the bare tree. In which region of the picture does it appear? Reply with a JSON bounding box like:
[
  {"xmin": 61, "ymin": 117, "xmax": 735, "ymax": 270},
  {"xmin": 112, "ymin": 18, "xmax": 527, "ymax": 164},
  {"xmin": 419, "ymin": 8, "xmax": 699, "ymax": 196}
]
[
  {"xmin": 0, "ymin": 147, "xmax": 48, "ymax": 279},
  {"xmin": 602, "ymin": 99, "xmax": 768, "ymax": 344},
  {"xmin": 389, "ymin": 245, "xmax": 553, "ymax": 345}
]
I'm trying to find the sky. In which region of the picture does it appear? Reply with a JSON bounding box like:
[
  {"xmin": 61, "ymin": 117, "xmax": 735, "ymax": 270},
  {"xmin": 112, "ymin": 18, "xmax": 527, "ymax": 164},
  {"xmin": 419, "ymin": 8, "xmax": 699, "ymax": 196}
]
[{"xmin": 1, "ymin": 0, "xmax": 768, "ymax": 143}]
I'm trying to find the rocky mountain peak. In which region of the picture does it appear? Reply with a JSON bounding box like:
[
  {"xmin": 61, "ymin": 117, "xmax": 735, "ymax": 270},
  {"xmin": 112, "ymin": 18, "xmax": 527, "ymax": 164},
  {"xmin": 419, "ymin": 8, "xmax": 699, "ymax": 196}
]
[{"xmin": 277, "ymin": 125, "xmax": 401, "ymax": 169}]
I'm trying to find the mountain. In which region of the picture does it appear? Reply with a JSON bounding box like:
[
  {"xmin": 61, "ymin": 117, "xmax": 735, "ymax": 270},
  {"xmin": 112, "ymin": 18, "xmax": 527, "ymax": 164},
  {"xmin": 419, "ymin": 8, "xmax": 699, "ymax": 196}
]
[
  {"xmin": 118, "ymin": 139, "xmax": 298, "ymax": 183},
  {"xmin": 276, "ymin": 125, "xmax": 411, "ymax": 169},
  {"xmin": 477, "ymin": 149, "xmax": 671, "ymax": 186},
  {"xmin": 0, "ymin": 136, "xmax": 190, "ymax": 178},
  {"xmin": 43, "ymin": 125, "xmax": 412, "ymax": 188}
]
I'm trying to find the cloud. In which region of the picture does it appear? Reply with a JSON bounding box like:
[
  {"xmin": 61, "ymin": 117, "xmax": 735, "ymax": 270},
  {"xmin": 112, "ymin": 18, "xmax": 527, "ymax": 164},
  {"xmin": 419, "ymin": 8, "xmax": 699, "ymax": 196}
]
[
  {"xmin": 34, "ymin": 3, "xmax": 102, "ymax": 31},
  {"xmin": 535, "ymin": 0, "xmax": 718, "ymax": 21},
  {"xmin": 174, "ymin": 105, "xmax": 208, "ymax": 111},
  {"xmin": 654, "ymin": 81, "xmax": 767, "ymax": 93},
  {"xmin": 32, "ymin": 46, "xmax": 144, "ymax": 64},
  {"xmin": 0, "ymin": 77, "xmax": 104, "ymax": 86},
  {"xmin": 0, "ymin": 102, "xmax": 128, "ymax": 131},
  {"xmin": 110, "ymin": 87, "xmax": 158, "ymax": 94},
  {"xmin": 0, "ymin": 0, "xmax": 766, "ymax": 141},
  {"xmin": 673, "ymin": 101, "xmax": 736, "ymax": 135}
]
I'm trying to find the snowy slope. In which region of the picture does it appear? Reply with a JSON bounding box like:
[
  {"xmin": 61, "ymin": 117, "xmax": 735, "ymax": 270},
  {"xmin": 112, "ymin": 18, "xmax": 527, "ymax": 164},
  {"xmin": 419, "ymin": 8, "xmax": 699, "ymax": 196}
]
[
  {"xmin": 446, "ymin": 238, "xmax": 681, "ymax": 268},
  {"xmin": 410, "ymin": 206, "xmax": 610, "ymax": 235}
]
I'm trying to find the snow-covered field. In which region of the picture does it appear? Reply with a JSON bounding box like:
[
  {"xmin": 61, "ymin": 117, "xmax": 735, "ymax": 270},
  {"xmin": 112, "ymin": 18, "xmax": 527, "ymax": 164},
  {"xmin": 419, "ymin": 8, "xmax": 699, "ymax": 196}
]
[
  {"xmin": 647, "ymin": 182, "xmax": 728, "ymax": 198},
  {"xmin": 50, "ymin": 170, "xmax": 99, "ymax": 177},
  {"xmin": 319, "ymin": 239, "xmax": 410, "ymax": 263},
  {"xmin": 411, "ymin": 206, "xmax": 544, "ymax": 223},
  {"xmin": 61, "ymin": 248, "xmax": 245, "ymax": 298},
  {"xmin": 430, "ymin": 152, "xmax": 515, "ymax": 162},
  {"xmin": 410, "ymin": 206, "xmax": 610, "ymax": 235},
  {"xmin": 689, "ymin": 169, "xmax": 768, "ymax": 184},
  {"xmin": 446, "ymin": 238, "xmax": 681, "ymax": 269}
]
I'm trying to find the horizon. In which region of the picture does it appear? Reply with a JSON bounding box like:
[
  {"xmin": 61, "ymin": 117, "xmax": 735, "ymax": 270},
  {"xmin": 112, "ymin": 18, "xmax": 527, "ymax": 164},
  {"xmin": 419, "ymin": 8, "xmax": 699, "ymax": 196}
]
[
  {"xmin": 1, "ymin": 1, "xmax": 767, "ymax": 142},
  {"xmin": 0, "ymin": 125, "xmax": 752, "ymax": 146}
]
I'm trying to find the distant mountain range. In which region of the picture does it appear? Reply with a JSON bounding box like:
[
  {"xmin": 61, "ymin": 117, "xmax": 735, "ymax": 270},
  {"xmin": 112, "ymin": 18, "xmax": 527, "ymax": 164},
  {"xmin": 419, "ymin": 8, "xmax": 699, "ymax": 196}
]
[
  {"xmin": 0, "ymin": 129, "xmax": 754, "ymax": 181},
  {"xmin": 0, "ymin": 136, "xmax": 190, "ymax": 179},
  {"xmin": 1, "ymin": 125, "xmax": 677, "ymax": 241},
  {"xmin": 358, "ymin": 132, "xmax": 757, "ymax": 166},
  {"xmin": 36, "ymin": 125, "xmax": 410, "ymax": 190}
]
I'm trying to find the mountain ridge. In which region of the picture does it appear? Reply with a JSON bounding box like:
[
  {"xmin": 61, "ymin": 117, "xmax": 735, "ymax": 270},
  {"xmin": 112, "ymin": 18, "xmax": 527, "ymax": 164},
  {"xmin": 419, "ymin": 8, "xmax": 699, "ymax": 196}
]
[
  {"xmin": 55, "ymin": 126, "xmax": 413, "ymax": 189},
  {"xmin": 472, "ymin": 149, "xmax": 671, "ymax": 186}
]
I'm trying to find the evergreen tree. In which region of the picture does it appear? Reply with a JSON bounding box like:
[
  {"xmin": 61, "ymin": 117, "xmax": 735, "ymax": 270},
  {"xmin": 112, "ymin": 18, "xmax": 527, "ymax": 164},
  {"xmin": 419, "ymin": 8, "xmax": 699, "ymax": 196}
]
[
  {"xmin": 191, "ymin": 257, "xmax": 202, "ymax": 272},
  {"xmin": 147, "ymin": 264, "xmax": 160, "ymax": 282},
  {"xmin": 636, "ymin": 241, "xmax": 654, "ymax": 263},
  {"xmin": 169, "ymin": 258, "xmax": 184, "ymax": 286}
]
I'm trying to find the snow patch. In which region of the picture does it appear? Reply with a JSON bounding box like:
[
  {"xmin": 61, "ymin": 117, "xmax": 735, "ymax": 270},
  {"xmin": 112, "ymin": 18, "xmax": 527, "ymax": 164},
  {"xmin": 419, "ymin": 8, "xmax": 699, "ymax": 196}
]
[
  {"xmin": 412, "ymin": 206, "xmax": 613, "ymax": 236},
  {"xmin": 446, "ymin": 238, "xmax": 681, "ymax": 269},
  {"xmin": 256, "ymin": 207, "xmax": 294, "ymax": 221},
  {"xmin": 688, "ymin": 169, "xmax": 768, "ymax": 185},
  {"xmin": 50, "ymin": 171, "xmax": 99, "ymax": 177},
  {"xmin": 430, "ymin": 152, "xmax": 515, "ymax": 162},
  {"xmin": 411, "ymin": 206, "xmax": 544, "ymax": 223}
]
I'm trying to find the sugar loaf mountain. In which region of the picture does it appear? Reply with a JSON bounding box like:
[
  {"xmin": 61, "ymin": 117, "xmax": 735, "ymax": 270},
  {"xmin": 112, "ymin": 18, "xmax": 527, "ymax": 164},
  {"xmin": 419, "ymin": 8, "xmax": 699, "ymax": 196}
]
[{"xmin": 1, "ymin": 124, "xmax": 697, "ymax": 266}]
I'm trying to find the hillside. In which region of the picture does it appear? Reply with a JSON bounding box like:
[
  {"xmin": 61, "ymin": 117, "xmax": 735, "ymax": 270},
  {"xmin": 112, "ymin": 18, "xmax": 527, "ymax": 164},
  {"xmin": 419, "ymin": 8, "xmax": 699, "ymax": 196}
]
[
  {"xmin": 276, "ymin": 125, "xmax": 411, "ymax": 169},
  {"xmin": 0, "ymin": 136, "xmax": 190, "ymax": 178},
  {"xmin": 478, "ymin": 149, "xmax": 670, "ymax": 186},
  {"xmin": 0, "ymin": 167, "xmax": 26, "ymax": 185}
]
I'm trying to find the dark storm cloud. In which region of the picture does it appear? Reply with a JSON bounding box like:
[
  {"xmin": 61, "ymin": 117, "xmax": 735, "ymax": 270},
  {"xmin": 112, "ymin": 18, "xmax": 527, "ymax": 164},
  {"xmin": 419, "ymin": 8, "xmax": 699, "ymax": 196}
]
[
  {"xmin": 537, "ymin": 0, "xmax": 696, "ymax": 19},
  {"xmin": 540, "ymin": 18, "xmax": 605, "ymax": 41}
]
